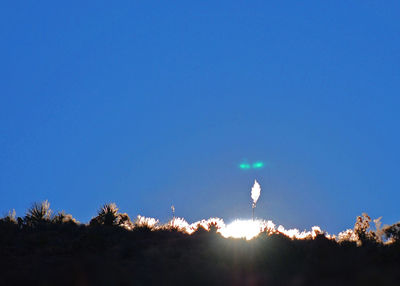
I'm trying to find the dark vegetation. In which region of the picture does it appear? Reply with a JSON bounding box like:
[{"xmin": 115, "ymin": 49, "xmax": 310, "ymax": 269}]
[{"xmin": 0, "ymin": 202, "xmax": 400, "ymax": 286}]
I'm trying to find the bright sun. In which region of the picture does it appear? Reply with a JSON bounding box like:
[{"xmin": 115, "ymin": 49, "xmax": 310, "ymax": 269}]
[
  {"xmin": 219, "ymin": 219, "xmax": 266, "ymax": 240},
  {"xmin": 163, "ymin": 217, "xmax": 326, "ymax": 241}
]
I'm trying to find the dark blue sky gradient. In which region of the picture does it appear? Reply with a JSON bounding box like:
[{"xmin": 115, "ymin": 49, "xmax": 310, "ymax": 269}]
[{"xmin": 1, "ymin": 1, "xmax": 399, "ymax": 233}]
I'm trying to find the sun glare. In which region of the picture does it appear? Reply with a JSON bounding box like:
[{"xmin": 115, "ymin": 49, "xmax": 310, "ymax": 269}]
[
  {"xmin": 219, "ymin": 219, "xmax": 265, "ymax": 240},
  {"xmin": 139, "ymin": 216, "xmax": 334, "ymax": 241}
]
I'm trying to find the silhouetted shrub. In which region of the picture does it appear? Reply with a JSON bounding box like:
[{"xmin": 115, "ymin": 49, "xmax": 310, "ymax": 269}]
[
  {"xmin": 0, "ymin": 209, "xmax": 17, "ymax": 225},
  {"xmin": 208, "ymin": 221, "xmax": 219, "ymax": 233},
  {"xmin": 383, "ymin": 222, "xmax": 400, "ymax": 244},
  {"xmin": 89, "ymin": 203, "xmax": 134, "ymax": 229},
  {"xmin": 51, "ymin": 211, "xmax": 78, "ymax": 225},
  {"xmin": 0, "ymin": 210, "xmax": 19, "ymax": 232},
  {"xmin": 90, "ymin": 203, "xmax": 119, "ymax": 226},
  {"xmin": 134, "ymin": 215, "xmax": 158, "ymax": 230},
  {"xmin": 24, "ymin": 200, "xmax": 52, "ymax": 227},
  {"xmin": 354, "ymin": 213, "xmax": 380, "ymax": 246},
  {"xmin": 118, "ymin": 212, "xmax": 134, "ymax": 230},
  {"xmin": 192, "ymin": 224, "xmax": 209, "ymax": 236}
]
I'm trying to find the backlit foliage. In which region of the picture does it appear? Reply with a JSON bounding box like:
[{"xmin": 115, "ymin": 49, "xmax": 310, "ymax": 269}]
[{"xmin": 2, "ymin": 201, "xmax": 400, "ymax": 246}]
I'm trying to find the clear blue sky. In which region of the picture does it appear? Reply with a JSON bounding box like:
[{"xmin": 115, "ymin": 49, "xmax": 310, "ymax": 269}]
[{"xmin": 1, "ymin": 1, "xmax": 399, "ymax": 233}]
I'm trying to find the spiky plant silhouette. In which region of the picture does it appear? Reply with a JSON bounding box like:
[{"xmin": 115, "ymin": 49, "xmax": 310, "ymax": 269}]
[
  {"xmin": 89, "ymin": 203, "xmax": 133, "ymax": 229},
  {"xmin": 24, "ymin": 200, "xmax": 52, "ymax": 227},
  {"xmin": 90, "ymin": 203, "xmax": 119, "ymax": 226}
]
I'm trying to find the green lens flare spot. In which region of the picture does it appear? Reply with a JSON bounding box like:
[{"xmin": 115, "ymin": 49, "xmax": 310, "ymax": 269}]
[
  {"xmin": 239, "ymin": 163, "xmax": 251, "ymax": 169},
  {"xmin": 252, "ymin": 162, "xmax": 264, "ymax": 169}
]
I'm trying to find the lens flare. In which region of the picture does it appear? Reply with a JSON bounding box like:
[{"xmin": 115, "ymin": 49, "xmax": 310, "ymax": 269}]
[
  {"xmin": 252, "ymin": 162, "xmax": 264, "ymax": 169},
  {"xmin": 239, "ymin": 163, "xmax": 251, "ymax": 169},
  {"xmin": 239, "ymin": 161, "xmax": 265, "ymax": 170}
]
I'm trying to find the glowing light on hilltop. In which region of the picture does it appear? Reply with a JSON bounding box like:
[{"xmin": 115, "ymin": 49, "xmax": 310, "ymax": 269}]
[
  {"xmin": 135, "ymin": 216, "xmax": 335, "ymax": 242},
  {"xmin": 219, "ymin": 219, "xmax": 275, "ymax": 240}
]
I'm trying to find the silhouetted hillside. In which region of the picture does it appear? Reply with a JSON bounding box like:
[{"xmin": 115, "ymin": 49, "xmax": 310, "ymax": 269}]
[{"xmin": 0, "ymin": 202, "xmax": 399, "ymax": 286}]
